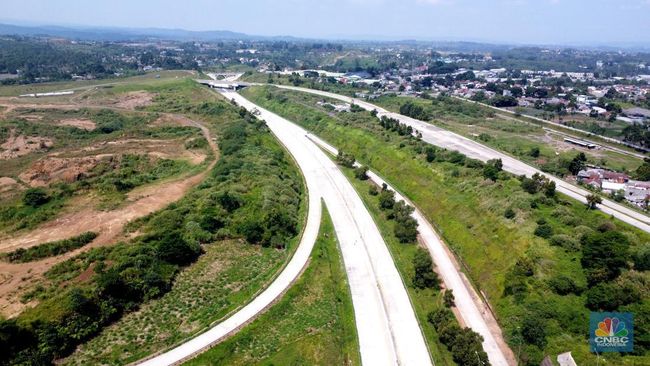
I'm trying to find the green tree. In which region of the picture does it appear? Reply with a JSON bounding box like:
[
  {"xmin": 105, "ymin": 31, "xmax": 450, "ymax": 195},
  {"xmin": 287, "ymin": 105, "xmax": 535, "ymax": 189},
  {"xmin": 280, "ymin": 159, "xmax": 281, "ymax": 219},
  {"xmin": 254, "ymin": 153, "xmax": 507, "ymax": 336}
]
[
  {"xmin": 412, "ymin": 248, "xmax": 440, "ymax": 289},
  {"xmin": 586, "ymin": 194, "xmax": 602, "ymax": 209},
  {"xmin": 582, "ymin": 231, "xmax": 629, "ymax": 285}
]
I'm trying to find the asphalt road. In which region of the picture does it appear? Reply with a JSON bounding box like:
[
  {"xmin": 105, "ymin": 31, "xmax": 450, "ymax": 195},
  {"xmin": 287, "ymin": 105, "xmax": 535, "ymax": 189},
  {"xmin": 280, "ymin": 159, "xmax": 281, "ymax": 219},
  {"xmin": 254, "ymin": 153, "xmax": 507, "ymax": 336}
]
[
  {"xmin": 276, "ymin": 85, "xmax": 650, "ymax": 233},
  {"xmin": 307, "ymin": 133, "xmax": 513, "ymax": 366},
  {"xmin": 138, "ymin": 89, "xmax": 432, "ymax": 365}
]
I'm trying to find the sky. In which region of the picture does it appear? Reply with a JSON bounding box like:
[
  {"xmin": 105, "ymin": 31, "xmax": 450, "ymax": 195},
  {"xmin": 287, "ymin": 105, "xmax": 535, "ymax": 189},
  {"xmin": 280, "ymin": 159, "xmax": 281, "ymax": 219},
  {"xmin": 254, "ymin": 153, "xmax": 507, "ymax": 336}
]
[{"xmin": 2, "ymin": 0, "xmax": 650, "ymax": 45}]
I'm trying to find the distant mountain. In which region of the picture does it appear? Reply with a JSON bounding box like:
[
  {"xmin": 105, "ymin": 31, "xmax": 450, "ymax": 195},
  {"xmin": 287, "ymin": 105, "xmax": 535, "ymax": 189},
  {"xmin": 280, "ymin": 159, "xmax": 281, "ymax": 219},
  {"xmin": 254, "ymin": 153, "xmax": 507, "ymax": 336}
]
[{"xmin": 0, "ymin": 23, "xmax": 299, "ymax": 42}]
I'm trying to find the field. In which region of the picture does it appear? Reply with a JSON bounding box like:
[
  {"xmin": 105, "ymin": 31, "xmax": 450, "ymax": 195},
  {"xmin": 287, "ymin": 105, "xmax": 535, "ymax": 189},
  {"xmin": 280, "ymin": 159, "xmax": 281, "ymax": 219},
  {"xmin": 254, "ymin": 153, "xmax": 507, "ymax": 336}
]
[
  {"xmin": 241, "ymin": 85, "xmax": 650, "ymax": 365},
  {"xmin": 0, "ymin": 75, "xmax": 306, "ymax": 365},
  {"xmin": 186, "ymin": 207, "xmax": 360, "ymax": 366}
]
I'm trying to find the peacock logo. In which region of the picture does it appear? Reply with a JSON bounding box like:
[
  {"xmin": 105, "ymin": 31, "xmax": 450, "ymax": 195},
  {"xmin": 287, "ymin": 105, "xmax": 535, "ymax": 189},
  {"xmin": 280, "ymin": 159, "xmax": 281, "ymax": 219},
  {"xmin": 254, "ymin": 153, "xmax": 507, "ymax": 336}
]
[{"xmin": 595, "ymin": 317, "xmax": 628, "ymax": 338}]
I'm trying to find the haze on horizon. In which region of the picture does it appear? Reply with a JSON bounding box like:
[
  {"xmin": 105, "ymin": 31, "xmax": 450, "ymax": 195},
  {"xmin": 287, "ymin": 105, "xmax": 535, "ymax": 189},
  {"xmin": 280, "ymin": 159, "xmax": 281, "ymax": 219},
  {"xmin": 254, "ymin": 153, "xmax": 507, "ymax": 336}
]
[{"xmin": 3, "ymin": 0, "xmax": 650, "ymax": 46}]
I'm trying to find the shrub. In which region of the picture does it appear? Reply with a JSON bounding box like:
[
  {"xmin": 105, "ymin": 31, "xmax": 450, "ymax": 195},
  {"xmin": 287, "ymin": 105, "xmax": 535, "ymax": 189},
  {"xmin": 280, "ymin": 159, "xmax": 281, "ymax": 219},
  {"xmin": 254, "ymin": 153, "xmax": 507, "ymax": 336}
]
[
  {"xmin": 23, "ymin": 188, "xmax": 50, "ymax": 207},
  {"xmin": 548, "ymin": 274, "xmax": 582, "ymax": 295},
  {"xmin": 549, "ymin": 234, "xmax": 580, "ymax": 251},
  {"xmin": 585, "ymin": 282, "xmax": 641, "ymax": 311},
  {"xmin": 534, "ymin": 224, "xmax": 553, "ymax": 239},
  {"xmin": 634, "ymin": 245, "xmax": 650, "ymax": 271},
  {"xmin": 522, "ymin": 314, "xmax": 547, "ymax": 348},
  {"xmin": 444, "ymin": 289, "xmax": 455, "ymax": 307},
  {"xmin": 504, "ymin": 208, "xmax": 516, "ymax": 219},
  {"xmin": 354, "ymin": 165, "xmax": 369, "ymax": 180},
  {"xmin": 378, "ymin": 190, "xmax": 396, "ymax": 210},
  {"xmin": 368, "ymin": 185, "xmax": 379, "ymax": 196}
]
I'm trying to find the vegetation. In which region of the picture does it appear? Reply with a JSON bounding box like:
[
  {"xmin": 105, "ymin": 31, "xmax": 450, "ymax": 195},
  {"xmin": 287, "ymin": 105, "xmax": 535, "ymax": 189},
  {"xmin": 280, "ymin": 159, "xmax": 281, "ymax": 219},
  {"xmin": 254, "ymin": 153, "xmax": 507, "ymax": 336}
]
[
  {"xmin": 185, "ymin": 207, "xmax": 359, "ymax": 366},
  {"xmin": 2, "ymin": 232, "xmax": 98, "ymax": 263},
  {"xmin": 0, "ymin": 86, "xmax": 304, "ymax": 365},
  {"xmin": 242, "ymin": 85, "xmax": 650, "ymax": 365}
]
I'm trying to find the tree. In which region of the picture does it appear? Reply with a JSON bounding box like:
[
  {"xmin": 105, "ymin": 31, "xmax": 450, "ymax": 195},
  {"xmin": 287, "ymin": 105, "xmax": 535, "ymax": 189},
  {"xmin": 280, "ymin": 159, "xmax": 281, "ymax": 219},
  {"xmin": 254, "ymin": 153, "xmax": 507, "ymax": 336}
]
[
  {"xmin": 444, "ymin": 289, "xmax": 455, "ymax": 307},
  {"xmin": 412, "ymin": 248, "xmax": 440, "ymax": 289},
  {"xmin": 354, "ymin": 166, "xmax": 369, "ymax": 180},
  {"xmin": 568, "ymin": 152, "xmax": 587, "ymax": 175},
  {"xmin": 586, "ymin": 194, "xmax": 602, "ymax": 209},
  {"xmin": 582, "ymin": 231, "xmax": 629, "ymax": 285},
  {"xmin": 378, "ymin": 189, "xmax": 396, "ymax": 210},
  {"xmin": 529, "ymin": 147, "xmax": 540, "ymax": 158},
  {"xmin": 543, "ymin": 180, "xmax": 556, "ymax": 198},
  {"xmin": 522, "ymin": 314, "xmax": 547, "ymax": 348},
  {"xmin": 23, "ymin": 188, "xmax": 50, "ymax": 207}
]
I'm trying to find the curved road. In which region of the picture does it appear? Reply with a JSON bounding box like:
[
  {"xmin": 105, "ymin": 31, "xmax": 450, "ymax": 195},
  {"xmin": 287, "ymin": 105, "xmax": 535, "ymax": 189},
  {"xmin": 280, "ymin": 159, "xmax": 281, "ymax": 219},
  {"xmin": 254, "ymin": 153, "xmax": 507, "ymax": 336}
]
[
  {"xmin": 275, "ymin": 85, "xmax": 650, "ymax": 233},
  {"xmin": 138, "ymin": 89, "xmax": 431, "ymax": 365},
  {"xmin": 307, "ymin": 134, "xmax": 513, "ymax": 366}
]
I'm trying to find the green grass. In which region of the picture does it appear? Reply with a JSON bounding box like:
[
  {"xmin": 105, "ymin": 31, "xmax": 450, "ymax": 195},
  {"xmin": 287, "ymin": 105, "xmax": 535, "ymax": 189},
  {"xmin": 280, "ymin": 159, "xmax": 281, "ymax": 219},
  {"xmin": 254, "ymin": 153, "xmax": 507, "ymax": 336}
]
[
  {"xmin": 62, "ymin": 240, "xmax": 290, "ymax": 365},
  {"xmin": 2, "ymin": 232, "xmax": 97, "ymax": 263},
  {"xmin": 185, "ymin": 205, "xmax": 360, "ymax": 366},
  {"xmin": 240, "ymin": 85, "xmax": 650, "ymax": 365}
]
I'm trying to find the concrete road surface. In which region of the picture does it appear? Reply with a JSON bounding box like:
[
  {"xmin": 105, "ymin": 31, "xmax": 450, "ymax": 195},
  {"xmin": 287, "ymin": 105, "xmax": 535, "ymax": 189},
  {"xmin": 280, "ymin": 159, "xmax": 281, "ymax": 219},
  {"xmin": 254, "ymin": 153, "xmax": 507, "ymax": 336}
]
[
  {"xmin": 275, "ymin": 85, "xmax": 650, "ymax": 234},
  {"xmin": 307, "ymin": 133, "xmax": 513, "ymax": 366},
  {"xmin": 137, "ymin": 89, "xmax": 432, "ymax": 366}
]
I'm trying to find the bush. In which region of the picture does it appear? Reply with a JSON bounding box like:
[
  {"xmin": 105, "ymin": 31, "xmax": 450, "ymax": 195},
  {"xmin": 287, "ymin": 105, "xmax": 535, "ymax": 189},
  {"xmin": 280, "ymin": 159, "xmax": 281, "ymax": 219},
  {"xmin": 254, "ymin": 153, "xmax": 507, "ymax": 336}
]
[
  {"xmin": 585, "ymin": 282, "xmax": 641, "ymax": 311},
  {"xmin": 549, "ymin": 234, "xmax": 580, "ymax": 251},
  {"xmin": 444, "ymin": 289, "xmax": 455, "ymax": 307},
  {"xmin": 504, "ymin": 208, "xmax": 516, "ymax": 219},
  {"xmin": 368, "ymin": 185, "xmax": 379, "ymax": 196},
  {"xmin": 23, "ymin": 188, "xmax": 50, "ymax": 207},
  {"xmin": 378, "ymin": 190, "xmax": 396, "ymax": 210},
  {"xmin": 534, "ymin": 224, "xmax": 553, "ymax": 238},
  {"xmin": 412, "ymin": 248, "xmax": 440, "ymax": 289},
  {"xmin": 354, "ymin": 165, "xmax": 369, "ymax": 180},
  {"xmin": 336, "ymin": 150, "xmax": 356, "ymax": 168},
  {"xmin": 548, "ymin": 274, "xmax": 582, "ymax": 295},
  {"xmin": 522, "ymin": 314, "xmax": 547, "ymax": 348}
]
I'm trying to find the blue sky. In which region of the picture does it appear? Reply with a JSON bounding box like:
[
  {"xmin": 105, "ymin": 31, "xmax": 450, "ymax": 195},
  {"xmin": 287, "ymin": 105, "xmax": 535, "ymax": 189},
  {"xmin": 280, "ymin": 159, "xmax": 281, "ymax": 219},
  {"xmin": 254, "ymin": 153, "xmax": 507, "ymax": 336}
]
[{"xmin": 3, "ymin": 0, "xmax": 650, "ymax": 45}]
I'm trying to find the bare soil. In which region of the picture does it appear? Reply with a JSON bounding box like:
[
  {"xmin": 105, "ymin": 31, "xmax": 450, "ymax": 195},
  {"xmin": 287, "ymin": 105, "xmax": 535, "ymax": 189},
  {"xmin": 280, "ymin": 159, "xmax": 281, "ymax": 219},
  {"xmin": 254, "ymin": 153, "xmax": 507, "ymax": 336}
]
[
  {"xmin": 58, "ymin": 118, "xmax": 96, "ymax": 131},
  {"xmin": 113, "ymin": 91, "xmax": 155, "ymax": 110},
  {"xmin": 0, "ymin": 130, "xmax": 53, "ymax": 160},
  {"xmin": 0, "ymin": 111, "xmax": 218, "ymax": 317},
  {"xmin": 18, "ymin": 155, "xmax": 110, "ymax": 187}
]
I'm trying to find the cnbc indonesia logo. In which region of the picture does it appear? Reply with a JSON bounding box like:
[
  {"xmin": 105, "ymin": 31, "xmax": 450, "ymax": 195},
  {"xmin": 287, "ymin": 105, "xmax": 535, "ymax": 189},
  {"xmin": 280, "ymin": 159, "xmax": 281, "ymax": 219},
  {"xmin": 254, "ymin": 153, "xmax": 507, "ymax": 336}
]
[{"xmin": 590, "ymin": 313, "xmax": 633, "ymax": 353}]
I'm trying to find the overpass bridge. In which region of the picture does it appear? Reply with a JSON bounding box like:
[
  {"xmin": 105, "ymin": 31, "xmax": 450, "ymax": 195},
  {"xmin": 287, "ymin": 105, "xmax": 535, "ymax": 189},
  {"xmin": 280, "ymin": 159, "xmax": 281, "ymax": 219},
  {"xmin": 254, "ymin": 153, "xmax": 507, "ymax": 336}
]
[{"xmin": 195, "ymin": 79, "xmax": 250, "ymax": 90}]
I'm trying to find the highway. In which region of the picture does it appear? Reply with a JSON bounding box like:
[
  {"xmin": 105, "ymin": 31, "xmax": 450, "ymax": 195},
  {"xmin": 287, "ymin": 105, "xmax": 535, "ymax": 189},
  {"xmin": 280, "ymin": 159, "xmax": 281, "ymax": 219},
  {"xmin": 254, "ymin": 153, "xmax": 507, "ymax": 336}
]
[
  {"xmin": 138, "ymin": 88, "xmax": 432, "ymax": 365},
  {"xmin": 275, "ymin": 85, "xmax": 650, "ymax": 233},
  {"xmin": 307, "ymin": 133, "xmax": 513, "ymax": 366}
]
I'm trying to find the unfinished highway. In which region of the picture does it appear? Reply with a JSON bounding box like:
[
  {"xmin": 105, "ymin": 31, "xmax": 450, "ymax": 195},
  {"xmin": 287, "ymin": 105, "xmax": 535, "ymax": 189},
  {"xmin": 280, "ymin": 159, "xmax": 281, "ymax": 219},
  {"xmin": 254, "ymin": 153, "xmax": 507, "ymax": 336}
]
[
  {"xmin": 138, "ymin": 88, "xmax": 432, "ymax": 366},
  {"xmin": 276, "ymin": 85, "xmax": 650, "ymax": 234}
]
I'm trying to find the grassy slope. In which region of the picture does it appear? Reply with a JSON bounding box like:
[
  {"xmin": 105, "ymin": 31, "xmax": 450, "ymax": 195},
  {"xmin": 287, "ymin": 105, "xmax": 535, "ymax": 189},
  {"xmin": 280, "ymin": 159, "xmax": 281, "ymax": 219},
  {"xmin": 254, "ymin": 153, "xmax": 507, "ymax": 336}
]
[
  {"xmin": 186, "ymin": 206, "xmax": 360, "ymax": 366},
  {"xmin": 373, "ymin": 95, "xmax": 642, "ymax": 173},
  {"xmin": 241, "ymin": 86, "xmax": 650, "ymax": 365},
  {"xmin": 63, "ymin": 241, "xmax": 287, "ymax": 365}
]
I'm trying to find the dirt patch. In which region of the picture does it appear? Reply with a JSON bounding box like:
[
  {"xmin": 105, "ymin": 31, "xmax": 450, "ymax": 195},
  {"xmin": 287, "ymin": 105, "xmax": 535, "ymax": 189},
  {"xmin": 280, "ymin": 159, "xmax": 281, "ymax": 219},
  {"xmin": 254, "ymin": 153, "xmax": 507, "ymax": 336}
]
[
  {"xmin": 19, "ymin": 155, "xmax": 112, "ymax": 187},
  {"xmin": 0, "ymin": 177, "xmax": 23, "ymax": 199},
  {"xmin": 58, "ymin": 118, "xmax": 96, "ymax": 131},
  {"xmin": 114, "ymin": 91, "xmax": 154, "ymax": 110},
  {"xmin": 0, "ymin": 130, "xmax": 53, "ymax": 160}
]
